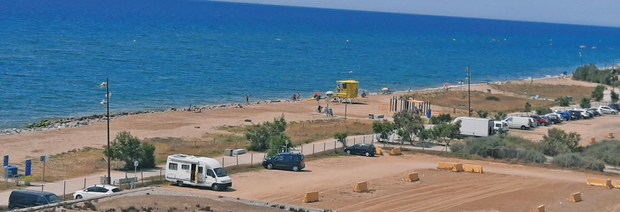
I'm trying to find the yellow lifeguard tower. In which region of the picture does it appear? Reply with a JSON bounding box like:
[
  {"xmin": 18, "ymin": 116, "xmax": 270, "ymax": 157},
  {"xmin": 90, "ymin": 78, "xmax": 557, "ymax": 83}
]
[{"xmin": 335, "ymin": 80, "xmax": 359, "ymax": 99}]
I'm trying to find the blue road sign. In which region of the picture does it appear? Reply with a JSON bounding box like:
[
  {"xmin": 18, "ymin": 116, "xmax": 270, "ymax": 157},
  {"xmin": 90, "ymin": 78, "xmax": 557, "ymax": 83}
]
[{"xmin": 25, "ymin": 160, "xmax": 32, "ymax": 176}]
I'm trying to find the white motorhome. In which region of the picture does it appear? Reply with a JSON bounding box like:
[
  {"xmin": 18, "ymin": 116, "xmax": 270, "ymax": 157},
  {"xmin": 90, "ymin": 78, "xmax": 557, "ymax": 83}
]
[
  {"xmin": 165, "ymin": 154, "xmax": 232, "ymax": 191},
  {"xmin": 452, "ymin": 117, "xmax": 494, "ymax": 137},
  {"xmin": 504, "ymin": 116, "xmax": 532, "ymax": 130}
]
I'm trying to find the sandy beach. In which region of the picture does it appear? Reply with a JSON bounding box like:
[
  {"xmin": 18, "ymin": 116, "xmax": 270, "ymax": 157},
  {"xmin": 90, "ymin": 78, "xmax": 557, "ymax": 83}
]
[{"xmin": 1, "ymin": 76, "xmax": 616, "ymax": 164}]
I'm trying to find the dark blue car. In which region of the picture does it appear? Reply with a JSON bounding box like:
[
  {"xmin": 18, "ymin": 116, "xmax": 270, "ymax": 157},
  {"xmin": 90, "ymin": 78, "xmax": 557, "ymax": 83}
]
[
  {"xmin": 262, "ymin": 152, "xmax": 305, "ymax": 172},
  {"xmin": 557, "ymin": 112, "xmax": 571, "ymax": 121}
]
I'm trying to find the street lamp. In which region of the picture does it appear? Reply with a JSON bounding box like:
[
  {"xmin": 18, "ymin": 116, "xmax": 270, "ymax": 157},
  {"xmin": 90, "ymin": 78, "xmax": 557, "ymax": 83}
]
[
  {"xmin": 465, "ymin": 66, "xmax": 471, "ymax": 117},
  {"xmin": 100, "ymin": 78, "xmax": 111, "ymax": 185}
]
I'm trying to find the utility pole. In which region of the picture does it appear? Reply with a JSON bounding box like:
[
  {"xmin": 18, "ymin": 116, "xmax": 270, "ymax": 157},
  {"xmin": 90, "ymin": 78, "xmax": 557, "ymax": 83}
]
[
  {"xmin": 100, "ymin": 78, "xmax": 111, "ymax": 185},
  {"xmin": 466, "ymin": 66, "xmax": 471, "ymax": 117}
]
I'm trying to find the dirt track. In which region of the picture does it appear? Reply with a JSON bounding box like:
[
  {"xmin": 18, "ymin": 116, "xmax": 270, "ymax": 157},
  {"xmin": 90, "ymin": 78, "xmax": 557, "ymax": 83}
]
[{"xmin": 164, "ymin": 153, "xmax": 620, "ymax": 212}]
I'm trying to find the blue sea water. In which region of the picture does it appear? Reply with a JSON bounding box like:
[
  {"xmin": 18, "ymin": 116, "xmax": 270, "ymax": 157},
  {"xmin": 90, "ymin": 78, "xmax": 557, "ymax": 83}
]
[{"xmin": 1, "ymin": 0, "xmax": 620, "ymax": 128}]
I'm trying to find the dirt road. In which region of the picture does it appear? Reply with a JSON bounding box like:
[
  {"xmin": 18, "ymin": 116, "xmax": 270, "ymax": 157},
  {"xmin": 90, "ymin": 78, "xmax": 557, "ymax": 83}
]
[{"xmin": 165, "ymin": 153, "xmax": 620, "ymax": 212}]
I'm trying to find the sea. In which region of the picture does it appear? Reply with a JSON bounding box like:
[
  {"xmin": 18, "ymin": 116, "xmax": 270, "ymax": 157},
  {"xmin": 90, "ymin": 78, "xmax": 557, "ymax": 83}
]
[{"xmin": 1, "ymin": 0, "xmax": 620, "ymax": 129}]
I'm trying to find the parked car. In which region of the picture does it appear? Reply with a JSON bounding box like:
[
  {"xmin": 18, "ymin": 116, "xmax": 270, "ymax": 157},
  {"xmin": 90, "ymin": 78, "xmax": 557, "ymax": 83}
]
[
  {"xmin": 9, "ymin": 190, "xmax": 61, "ymax": 209},
  {"xmin": 344, "ymin": 143, "xmax": 376, "ymax": 157},
  {"xmin": 262, "ymin": 152, "xmax": 305, "ymax": 171},
  {"xmin": 73, "ymin": 185, "xmax": 121, "ymax": 199},
  {"xmin": 587, "ymin": 108, "xmax": 601, "ymax": 116},
  {"xmin": 530, "ymin": 115, "xmax": 550, "ymax": 126},
  {"xmin": 573, "ymin": 109, "xmax": 593, "ymax": 119},
  {"xmin": 493, "ymin": 121, "xmax": 509, "ymax": 134},
  {"xmin": 609, "ymin": 104, "xmax": 620, "ymax": 110},
  {"xmin": 544, "ymin": 114, "xmax": 562, "ymax": 124},
  {"xmin": 504, "ymin": 116, "xmax": 532, "ymax": 130},
  {"xmin": 597, "ymin": 106, "xmax": 618, "ymax": 114},
  {"xmin": 567, "ymin": 110, "xmax": 582, "ymax": 120},
  {"xmin": 554, "ymin": 111, "xmax": 572, "ymax": 121}
]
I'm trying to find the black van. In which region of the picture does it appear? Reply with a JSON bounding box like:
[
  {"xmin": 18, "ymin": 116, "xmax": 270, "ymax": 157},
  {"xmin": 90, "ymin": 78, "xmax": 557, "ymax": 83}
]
[
  {"xmin": 9, "ymin": 190, "xmax": 61, "ymax": 209},
  {"xmin": 262, "ymin": 152, "xmax": 305, "ymax": 171}
]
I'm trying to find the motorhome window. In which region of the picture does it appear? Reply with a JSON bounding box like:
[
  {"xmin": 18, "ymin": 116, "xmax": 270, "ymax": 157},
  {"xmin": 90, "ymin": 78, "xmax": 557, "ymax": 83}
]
[
  {"xmin": 214, "ymin": 168, "xmax": 228, "ymax": 177},
  {"xmin": 181, "ymin": 164, "xmax": 190, "ymax": 170},
  {"xmin": 168, "ymin": 163, "xmax": 178, "ymax": 170},
  {"xmin": 206, "ymin": 169, "xmax": 215, "ymax": 178},
  {"xmin": 197, "ymin": 166, "xmax": 203, "ymax": 174}
]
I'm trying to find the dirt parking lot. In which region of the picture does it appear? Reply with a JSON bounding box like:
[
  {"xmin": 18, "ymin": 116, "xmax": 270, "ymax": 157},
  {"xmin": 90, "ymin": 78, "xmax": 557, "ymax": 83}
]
[
  {"xmin": 165, "ymin": 153, "xmax": 620, "ymax": 212},
  {"xmin": 509, "ymin": 114, "xmax": 620, "ymax": 145}
]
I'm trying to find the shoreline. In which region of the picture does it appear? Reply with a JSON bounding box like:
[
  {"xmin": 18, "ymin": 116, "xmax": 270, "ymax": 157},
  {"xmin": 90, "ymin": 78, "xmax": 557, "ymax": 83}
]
[{"xmin": 0, "ymin": 74, "xmax": 567, "ymax": 136}]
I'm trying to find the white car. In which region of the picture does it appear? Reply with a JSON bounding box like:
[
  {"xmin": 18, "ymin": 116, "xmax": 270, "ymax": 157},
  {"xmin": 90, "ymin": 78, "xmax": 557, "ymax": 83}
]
[
  {"xmin": 73, "ymin": 185, "xmax": 121, "ymax": 199},
  {"xmin": 597, "ymin": 106, "xmax": 618, "ymax": 115}
]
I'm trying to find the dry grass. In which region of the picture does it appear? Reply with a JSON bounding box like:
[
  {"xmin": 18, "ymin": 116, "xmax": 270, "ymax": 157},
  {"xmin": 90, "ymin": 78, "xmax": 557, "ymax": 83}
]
[
  {"xmin": 145, "ymin": 134, "xmax": 249, "ymax": 164},
  {"xmin": 410, "ymin": 90, "xmax": 555, "ymax": 112},
  {"xmin": 490, "ymin": 83, "xmax": 594, "ymax": 100},
  {"xmin": 286, "ymin": 119, "xmax": 373, "ymax": 145}
]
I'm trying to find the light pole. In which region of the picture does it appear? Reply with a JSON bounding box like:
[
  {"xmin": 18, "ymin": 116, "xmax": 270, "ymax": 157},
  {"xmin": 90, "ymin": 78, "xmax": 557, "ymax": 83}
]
[
  {"xmin": 100, "ymin": 79, "xmax": 111, "ymax": 185},
  {"xmin": 465, "ymin": 66, "xmax": 471, "ymax": 117}
]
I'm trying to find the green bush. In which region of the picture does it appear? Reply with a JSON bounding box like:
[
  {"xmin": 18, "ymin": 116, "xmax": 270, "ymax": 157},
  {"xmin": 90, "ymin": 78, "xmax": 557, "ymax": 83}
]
[
  {"xmin": 476, "ymin": 110, "xmax": 489, "ymax": 118},
  {"xmin": 535, "ymin": 107, "xmax": 552, "ymax": 115},
  {"xmin": 579, "ymin": 97, "xmax": 591, "ymax": 109},
  {"xmin": 611, "ymin": 90, "xmax": 619, "ymax": 103},
  {"xmin": 573, "ymin": 64, "xmax": 618, "ymax": 85},
  {"xmin": 583, "ymin": 140, "xmax": 620, "ymax": 166},
  {"xmin": 539, "ymin": 128, "xmax": 580, "ymax": 156},
  {"xmin": 334, "ymin": 132, "xmax": 348, "ymax": 147},
  {"xmin": 591, "ymin": 85, "xmax": 605, "ymax": 101},
  {"xmin": 372, "ymin": 121, "xmax": 396, "ymax": 141},
  {"xmin": 430, "ymin": 114, "xmax": 452, "ymax": 124},
  {"xmin": 485, "ymin": 96, "xmax": 500, "ymax": 101},
  {"xmin": 524, "ymin": 102, "xmax": 532, "ymax": 112},
  {"xmin": 460, "ymin": 136, "xmax": 546, "ymax": 163},
  {"xmin": 555, "ymin": 96, "xmax": 572, "ymax": 106},
  {"xmin": 493, "ymin": 112, "xmax": 507, "ymax": 120},
  {"xmin": 266, "ymin": 133, "xmax": 292, "ymax": 157},
  {"xmin": 552, "ymin": 153, "xmax": 605, "ymax": 171}
]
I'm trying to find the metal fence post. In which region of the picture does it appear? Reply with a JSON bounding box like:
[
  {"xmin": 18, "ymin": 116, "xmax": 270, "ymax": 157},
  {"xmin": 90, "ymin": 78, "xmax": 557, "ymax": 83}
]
[
  {"xmin": 301, "ymin": 145, "xmax": 304, "ymax": 154},
  {"xmin": 312, "ymin": 144, "xmax": 315, "ymax": 155},
  {"xmin": 334, "ymin": 140, "xmax": 337, "ymax": 153},
  {"xmin": 250, "ymin": 153, "xmax": 254, "ymax": 167},
  {"xmin": 236, "ymin": 155, "xmax": 239, "ymax": 166},
  {"xmin": 63, "ymin": 181, "xmax": 66, "ymax": 200},
  {"xmin": 323, "ymin": 142, "xmax": 326, "ymax": 152},
  {"xmin": 141, "ymin": 171, "xmax": 144, "ymax": 184},
  {"xmin": 222, "ymin": 157, "xmax": 225, "ymax": 167},
  {"xmin": 83, "ymin": 178, "xmax": 86, "ymax": 189}
]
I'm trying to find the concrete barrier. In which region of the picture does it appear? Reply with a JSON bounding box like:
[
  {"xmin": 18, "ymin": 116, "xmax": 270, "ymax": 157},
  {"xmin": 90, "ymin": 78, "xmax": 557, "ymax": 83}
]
[
  {"xmin": 437, "ymin": 162, "xmax": 464, "ymax": 172},
  {"xmin": 535, "ymin": 205, "xmax": 545, "ymax": 212},
  {"xmin": 608, "ymin": 132, "xmax": 614, "ymax": 139},
  {"xmin": 389, "ymin": 147, "xmax": 402, "ymax": 155},
  {"xmin": 568, "ymin": 192, "xmax": 582, "ymax": 202},
  {"xmin": 354, "ymin": 181, "xmax": 369, "ymax": 192},
  {"xmin": 403, "ymin": 172, "xmax": 419, "ymax": 182},
  {"xmin": 463, "ymin": 164, "xmax": 484, "ymax": 173},
  {"xmin": 303, "ymin": 192, "xmax": 320, "ymax": 203},
  {"xmin": 375, "ymin": 147, "xmax": 383, "ymax": 155},
  {"xmin": 586, "ymin": 178, "xmax": 613, "ymax": 189},
  {"xmin": 612, "ymin": 180, "xmax": 620, "ymax": 189}
]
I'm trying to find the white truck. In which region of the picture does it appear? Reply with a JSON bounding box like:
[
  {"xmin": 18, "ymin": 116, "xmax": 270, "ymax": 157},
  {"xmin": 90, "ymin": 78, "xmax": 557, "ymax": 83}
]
[
  {"xmin": 452, "ymin": 117, "xmax": 494, "ymax": 137},
  {"xmin": 504, "ymin": 116, "xmax": 532, "ymax": 130},
  {"xmin": 165, "ymin": 154, "xmax": 232, "ymax": 191}
]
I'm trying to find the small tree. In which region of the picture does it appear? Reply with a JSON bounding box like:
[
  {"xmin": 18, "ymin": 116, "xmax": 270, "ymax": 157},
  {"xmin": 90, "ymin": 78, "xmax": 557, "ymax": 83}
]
[
  {"xmin": 104, "ymin": 131, "xmax": 156, "ymax": 169},
  {"xmin": 535, "ymin": 107, "xmax": 552, "ymax": 115},
  {"xmin": 246, "ymin": 116, "xmax": 287, "ymax": 151},
  {"xmin": 539, "ymin": 128, "xmax": 580, "ymax": 156},
  {"xmin": 393, "ymin": 111, "xmax": 424, "ymax": 144},
  {"xmin": 422, "ymin": 121, "xmax": 461, "ymax": 151},
  {"xmin": 591, "ymin": 85, "xmax": 605, "ymax": 101},
  {"xmin": 372, "ymin": 121, "xmax": 396, "ymax": 142},
  {"xmin": 555, "ymin": 96, "xmax": 571, "ymax": 106},
  {"xmin": 334, "ymin": 132, "xmax": 348, "ymax": 148},
  {"xmin": 611, "ymin": 90, "xmax": 619, "ymax": 103},
  {"xmin": 579, "ymin": 97, "xmax": 591, "ymax": 108},
  {"xmin": 430, "ymin": 114, "xmax": 452, "ymax": 124},
  {"xmin": 524, "ymin": 102, "xmax": 532, "ymax": 112}
]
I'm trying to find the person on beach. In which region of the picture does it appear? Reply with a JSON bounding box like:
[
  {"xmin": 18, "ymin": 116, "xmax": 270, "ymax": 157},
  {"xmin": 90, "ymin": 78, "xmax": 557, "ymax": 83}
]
[{"xmin": 317, "ymin": 105, "xmax": 323, "ymax": 113}]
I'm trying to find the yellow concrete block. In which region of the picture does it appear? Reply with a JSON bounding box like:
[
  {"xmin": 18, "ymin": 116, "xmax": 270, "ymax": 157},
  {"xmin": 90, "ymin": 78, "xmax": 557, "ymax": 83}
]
[
  {"xmin": 354, "ymin": 181, "xmax": 369, "ymax": 192},
  {"xmin": 389, "ymin": 147, "xmax": 402, "ymax": 155},
  {"xmin": 375, "ymin": 147, "xmax": 383, "ymax": 155},
  {"xmin": 612, "ymin": 180, "xmax": 620, "ymax": 189},
  {"xmin": 463, "ymin": 164, "xmax": 484, "ymax": 173},
  {"xmin": 568, "ymin": 192, "xmax": 582, "ymax": 202},
  {"xmin": 404, "ymin": 172, "xmax": 419, "ymax": 182},
  {"xmin": 586, "ymin": 178, "xmax": 613, "ymax": 189},
  {"xmin": 534, "ymin": 205, "xmax": 545, "ymax": 212},
  {"xmin": 608, "ymin": 132, "xmax": 615, "ymax": 139},
  {"xmin": 437, "ymin": 162, "xmax": 464, "ymax": 172},
  {"xmin": 303, "ymin": 192, "xmax": 319, "ymax": 203}
]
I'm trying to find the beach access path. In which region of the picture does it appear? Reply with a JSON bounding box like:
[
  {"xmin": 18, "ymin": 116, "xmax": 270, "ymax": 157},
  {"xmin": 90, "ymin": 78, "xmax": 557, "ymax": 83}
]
[{"xmin": 0, "ymin": 134, "xmax": 445, "ymax": 206}]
